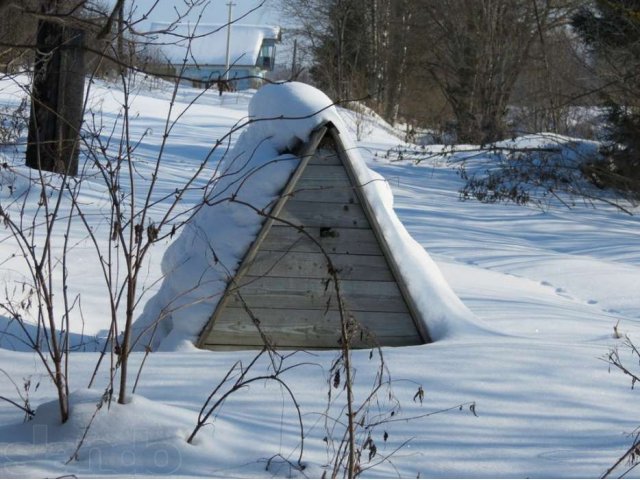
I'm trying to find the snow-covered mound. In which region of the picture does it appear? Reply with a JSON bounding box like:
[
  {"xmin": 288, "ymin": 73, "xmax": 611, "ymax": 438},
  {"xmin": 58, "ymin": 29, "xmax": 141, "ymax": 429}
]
[
  {"xmin": 132, "ymin": 82, "xmax": 484, "ymax": 351},
  {"xmin": 1, "ymin": 389, "xmax": 199, "ymax": 477}
]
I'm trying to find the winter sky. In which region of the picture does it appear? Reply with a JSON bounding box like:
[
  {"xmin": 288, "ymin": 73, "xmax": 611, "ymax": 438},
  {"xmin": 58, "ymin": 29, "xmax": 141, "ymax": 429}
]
[{"xmin": 124, "ymin": 0, "xmax": 281, "ymax": 27}]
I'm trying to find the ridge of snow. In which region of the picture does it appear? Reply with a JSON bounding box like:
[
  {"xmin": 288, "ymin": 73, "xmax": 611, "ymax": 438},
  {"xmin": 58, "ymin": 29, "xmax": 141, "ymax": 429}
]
[{"xmin": 132, "ymin": 82, "xmax": 486, "ymax": 351}]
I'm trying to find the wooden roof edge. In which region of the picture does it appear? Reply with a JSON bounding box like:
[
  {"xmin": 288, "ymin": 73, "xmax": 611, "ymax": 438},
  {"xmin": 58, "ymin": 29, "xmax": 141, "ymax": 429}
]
[
  {"xmin": 328, "ymin": 125, "xmax": 433, "ymax": 344},
  {"xmin": 195, "ymin": 125, "xmax": 329, "ymax": 348}
]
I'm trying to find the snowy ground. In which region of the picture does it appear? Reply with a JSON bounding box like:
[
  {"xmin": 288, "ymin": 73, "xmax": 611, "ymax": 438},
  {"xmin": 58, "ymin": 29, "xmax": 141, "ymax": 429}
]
[{"xmin": 1, "ymin": 74, "xmax": 640, "ymax": 478}]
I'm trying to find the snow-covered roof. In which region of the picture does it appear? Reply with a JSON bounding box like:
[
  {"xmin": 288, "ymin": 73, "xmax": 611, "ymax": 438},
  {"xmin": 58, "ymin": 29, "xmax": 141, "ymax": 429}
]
[
  {"xmin": 132, "ymin": 82, "xmax": 484, "ymax": 351},
  {"xmin": 148, "ymin": 22, "xmax": 280, "ymax": 67}
]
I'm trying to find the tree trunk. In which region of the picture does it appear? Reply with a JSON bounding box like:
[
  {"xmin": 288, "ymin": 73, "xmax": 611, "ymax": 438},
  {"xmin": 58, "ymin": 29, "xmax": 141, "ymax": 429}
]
[
  {"xmin": 384, "ymin": 0, "xmax": 410, "ymax": 124},
  {"xmin": 26, "ymin": 21, "xmax": 85, "ymax": 176},
  {"xmin": 117, "ymin": 0, "xmax": 125, "ymax": 76}
]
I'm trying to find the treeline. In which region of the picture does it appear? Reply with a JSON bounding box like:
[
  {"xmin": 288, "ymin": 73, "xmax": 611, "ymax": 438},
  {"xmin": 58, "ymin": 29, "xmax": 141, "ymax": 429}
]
[
  {"xmin": 1, "ymin": 1, "xmax": 637, "ymax": 192},
  {"xmin": 0, "ymin": 1, "xmax": 148, "ymax": 79},
  {"xmin": 280, "ymin": 0, "xmax": 638, "ymax": 146}
]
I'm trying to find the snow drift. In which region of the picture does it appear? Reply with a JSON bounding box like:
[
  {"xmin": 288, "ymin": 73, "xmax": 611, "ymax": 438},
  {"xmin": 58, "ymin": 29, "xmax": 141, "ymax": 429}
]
[{"xmin": 132, "ymin": 82, "xmax": 484, "ymax": 351}]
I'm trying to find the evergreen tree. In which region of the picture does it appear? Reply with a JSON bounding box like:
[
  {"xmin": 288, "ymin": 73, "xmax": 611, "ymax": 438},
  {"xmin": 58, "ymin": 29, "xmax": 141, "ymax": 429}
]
[{"xmin": 572, "ymin": 1, "xmax": 640, "ymax": 196}]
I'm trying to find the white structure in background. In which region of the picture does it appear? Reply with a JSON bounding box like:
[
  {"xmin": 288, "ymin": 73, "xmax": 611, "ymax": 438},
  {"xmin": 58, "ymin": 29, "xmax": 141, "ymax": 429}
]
[{"xmin": 148, "ymin": 22, "xmax": 281, "ymax": 90}]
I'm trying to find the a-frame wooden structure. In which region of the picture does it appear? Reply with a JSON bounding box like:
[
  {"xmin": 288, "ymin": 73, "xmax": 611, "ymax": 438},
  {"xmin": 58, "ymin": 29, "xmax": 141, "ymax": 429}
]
[{"xmin": 197, "ymin": 123, "xmax": 430, "ymax": 350}]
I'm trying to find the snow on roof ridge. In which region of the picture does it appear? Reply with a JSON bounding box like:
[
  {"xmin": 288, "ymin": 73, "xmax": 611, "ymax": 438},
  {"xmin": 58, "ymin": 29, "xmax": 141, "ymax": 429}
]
[
  {"xmin": 148, "ymin": 21, "xmax": 280, "ymax": 34},
  {"xmin": 146, "ymin": 22, "xmax": 279, "ymax": 67}
]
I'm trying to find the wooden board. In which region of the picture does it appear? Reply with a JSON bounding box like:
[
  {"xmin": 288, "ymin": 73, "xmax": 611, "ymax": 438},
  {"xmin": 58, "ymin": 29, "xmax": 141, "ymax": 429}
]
[
  {"xmin": 299, "ymin": 165, "xmax": 351, "ymax": 181},
  {"xmin": 228, "ymin": 277, "xmax": 410, "ymax": 313},
  {"xmin": 246, "ymin": 250, "xmax": 394, "ymax": 281},
  {"xmin": 199, "ymin": 124, "xmax": 428, "ymax": 350},
  {"xmin": 287, "ymin": 182, "xmax": 357, "ymax": 204},
  {"xmin": 203, "ymin": 335, "xmax": 420, "ymax": 350},
  {"xmin": 205, "ymin": 308, "xmax": 422, "ymax": 348},
  {"xmin": 278, "ymin": 200, "xmax": 369, "ymax": 229},
  {"xmin": 260, "ymin": 226, "xmax": 382, "ymax": 255},
  {"xmin": 308, "ymin": 146, "xmax": 343, "ymax": 166}
]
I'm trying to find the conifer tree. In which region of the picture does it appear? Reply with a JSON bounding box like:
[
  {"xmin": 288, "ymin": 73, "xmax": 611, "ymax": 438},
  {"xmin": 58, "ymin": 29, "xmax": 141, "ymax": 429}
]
[{"xmin": 572, "ymin": 1, "xmax": 640, "ymax": 195}]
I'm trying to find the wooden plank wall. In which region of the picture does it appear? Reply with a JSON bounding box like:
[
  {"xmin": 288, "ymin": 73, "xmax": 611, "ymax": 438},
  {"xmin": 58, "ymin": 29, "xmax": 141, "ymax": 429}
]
[{"xmin": 200, "ymin": 132, "xmax": 425, "ymax": 350}]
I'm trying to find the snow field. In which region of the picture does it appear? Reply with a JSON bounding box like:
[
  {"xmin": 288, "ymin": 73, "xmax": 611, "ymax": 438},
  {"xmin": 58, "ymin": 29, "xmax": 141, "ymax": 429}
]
[{"xmin": 0, "ymin": 74, "xmax": 639, "ymax": 477}]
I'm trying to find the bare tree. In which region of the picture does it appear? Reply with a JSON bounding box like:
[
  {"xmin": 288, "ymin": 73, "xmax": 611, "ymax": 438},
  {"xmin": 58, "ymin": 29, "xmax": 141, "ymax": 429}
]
[
  {"xmin": 410, "ymin": 0, "xmax": 570, "ymax": 144},
  {"xmin": 0, "ymin": 0, "xmax": 257, "ymax": 420},
  {"xmin": 278, "ymin": 0, "xmax": 412, "ymax": 124}
]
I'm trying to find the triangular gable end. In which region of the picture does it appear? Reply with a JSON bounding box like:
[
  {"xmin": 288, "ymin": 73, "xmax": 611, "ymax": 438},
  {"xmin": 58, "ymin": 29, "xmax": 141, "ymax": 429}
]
[{"xmin": 197, "ymin": 123, "xmax": 431, "ymax": 350}]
